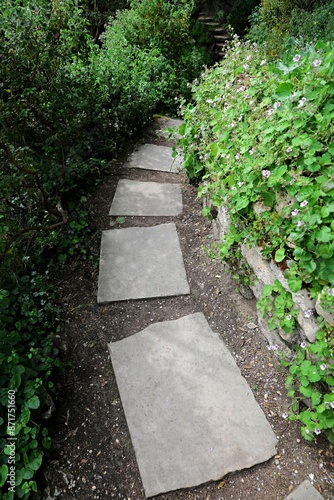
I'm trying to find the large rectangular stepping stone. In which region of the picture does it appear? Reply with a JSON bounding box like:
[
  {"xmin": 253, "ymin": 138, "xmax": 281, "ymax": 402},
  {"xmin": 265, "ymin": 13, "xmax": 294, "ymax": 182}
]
[
  {"xmin": 124, "ymin": 144, "xmax": 182, "ymax": 173},
  {"xmin": 109, "ymin": 180, "xmax": 182, "ymax": 216},
  {"xmin": 108, "ymin": 313, "xmax": 277, "ymax": 497},
  {"xmin": 98, "ymin": 223, "xmax": 189, "ymax": 303}
]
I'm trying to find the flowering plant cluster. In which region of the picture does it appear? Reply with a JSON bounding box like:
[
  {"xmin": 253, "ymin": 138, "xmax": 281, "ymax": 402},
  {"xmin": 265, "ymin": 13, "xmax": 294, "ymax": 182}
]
[
  {"xmin": 177, "ymin": 36, "xmax": 334, "ymax": 441},
  {"xmin": 282, "ymin": 327, "xmax": 334, "ymax": 443}
]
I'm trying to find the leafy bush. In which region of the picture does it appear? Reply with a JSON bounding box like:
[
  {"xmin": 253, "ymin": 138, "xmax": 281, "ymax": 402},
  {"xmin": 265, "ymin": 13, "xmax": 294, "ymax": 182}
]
[
  {"xmin": 248, "ymin": 0, "xmax": 334, "ymax": 56},
  {"xmin": 177, "ymin": 37, "xmax": 334, "ymax": 441},
  {"xmin": 0, "ymin": 272, "xmax": 60, "ymax": 499}
]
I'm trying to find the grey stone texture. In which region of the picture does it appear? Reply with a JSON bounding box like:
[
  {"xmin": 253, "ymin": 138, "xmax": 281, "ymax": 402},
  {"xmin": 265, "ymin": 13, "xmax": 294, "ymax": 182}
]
[
  {"xmin": 97, "ymin": 223, "xmax": 190, "ymax": 303},
  {"xmin": 108, "ymin": 313, "xmax": 277, "ymax": 498},
  {"xmin": 124, "ymin": 144, "xmax": 182, "ymax": 173},
  {"xmin": 109, "ymin": 179, "xmax": 182, "ymax": 216},
  {"xmin": 285, "ymin": 480, "xmax": 324, "ymax": 500}
]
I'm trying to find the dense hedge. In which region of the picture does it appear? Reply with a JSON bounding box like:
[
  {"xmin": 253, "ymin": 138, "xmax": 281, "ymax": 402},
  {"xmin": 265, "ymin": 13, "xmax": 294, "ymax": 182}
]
[
  {"xmin": 0, "ymin": 0, "xmax": 211, "ymax": 497},
  {"xmin": 177, "ymin": 37, "xmax": 334, "ymax": 442}
]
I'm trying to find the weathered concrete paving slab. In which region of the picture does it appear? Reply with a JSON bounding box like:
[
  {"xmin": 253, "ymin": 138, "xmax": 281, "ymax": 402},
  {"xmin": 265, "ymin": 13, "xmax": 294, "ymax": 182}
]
[
  {"xmin": 109, "ymin": 179, "xmax": 182, "ymax": 216},
  {"xmin": 124, "ymin": 144, "xmax": 182, "ymax": 173},
  {"xmin": 108, "ymin": 313, "xmax": 277, "ymax": 497},
  {"xmin": 98, "ymin": 223, "xmax": 189, "ymax": 303},
  {"xmin": 285, "ymin": 480, "xmax": 324, "ymax": 500},
  {"xmin": 154, "ymin": 116, "xmax": 184, "ymax": 139}
]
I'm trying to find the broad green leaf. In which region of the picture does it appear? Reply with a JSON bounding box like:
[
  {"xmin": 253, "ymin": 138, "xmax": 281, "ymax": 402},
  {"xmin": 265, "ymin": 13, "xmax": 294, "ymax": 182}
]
[
  {"xmin": 274, "ymin": 248, "xmax": 285, "ymax": 262},
  {"xmin": 275, "ymin": 82, "xmax": 294, "ymax": 98},
  {"xmin": 288, "ymin": 274, "xmax": 303, "ymax": 293},
  {"xmin": 262, "ymin": 191, "xmax": 276, "ymax": 207},
  {"xmin": 316, "ymin": 226, "xmax": 332, "ymax": 243},
  {"xmin": 26, "ymin": 395, "xmax": 40, "ymax": 410},
  {"xmin": 235, "ymin": 196, "xmax": 249, "ymax": 211}
]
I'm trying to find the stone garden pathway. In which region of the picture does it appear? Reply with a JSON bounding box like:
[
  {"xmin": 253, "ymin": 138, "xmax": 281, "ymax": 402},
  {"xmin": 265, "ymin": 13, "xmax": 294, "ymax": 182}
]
[{"xmin": 97, "ymin": 118, "xmax": 324, "ymax": 500}]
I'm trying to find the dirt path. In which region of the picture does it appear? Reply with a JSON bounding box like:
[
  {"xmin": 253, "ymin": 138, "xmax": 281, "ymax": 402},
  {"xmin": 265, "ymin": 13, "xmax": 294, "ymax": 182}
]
[{"xmin": 42, "ymin": 120, "xmax": 334, "ymax": 500}]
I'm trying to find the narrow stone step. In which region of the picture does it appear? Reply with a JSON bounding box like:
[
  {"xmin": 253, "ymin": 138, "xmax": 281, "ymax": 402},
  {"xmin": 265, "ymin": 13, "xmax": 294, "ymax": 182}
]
[
  {"xmin": 108, "ymin": 313, "xmax": 277, "ymax": 497},
  {"xmin": 213, "ymin": 35, "xmax": 230, "ymax": 41},
  {"xmin": 97, "ymin": 223, "xmax": 190, "ymax": 303},
  {"xmin": 124, "ymin": 143, "xmax": 182, "ymax": 173},
  {"xmin": 109, "ymin": 179, "xmax": 183, "ymax": 217}
]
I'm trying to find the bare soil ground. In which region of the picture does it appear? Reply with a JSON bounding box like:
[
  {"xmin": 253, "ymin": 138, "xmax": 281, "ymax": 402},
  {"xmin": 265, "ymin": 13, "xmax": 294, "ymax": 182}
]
[{"xmin": 41, "ymin": 120, "xmax": 334, "ymax": 500}]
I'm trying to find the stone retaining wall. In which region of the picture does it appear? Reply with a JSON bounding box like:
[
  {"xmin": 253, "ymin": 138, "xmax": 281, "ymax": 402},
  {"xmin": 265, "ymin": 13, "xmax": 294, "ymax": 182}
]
[{"xmin": 205, "ymin": 200, "xmax": 334, "ymax": 354}]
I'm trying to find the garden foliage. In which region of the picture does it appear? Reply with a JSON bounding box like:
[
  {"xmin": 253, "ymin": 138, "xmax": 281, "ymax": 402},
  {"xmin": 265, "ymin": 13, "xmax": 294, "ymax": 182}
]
[
  {"xmin": 177, "ymin": 36, "xmax": 334, "ymax": 441},
  {"xmin": 0, "ymin": 0, "xmax": 211, "ymax": 497}
]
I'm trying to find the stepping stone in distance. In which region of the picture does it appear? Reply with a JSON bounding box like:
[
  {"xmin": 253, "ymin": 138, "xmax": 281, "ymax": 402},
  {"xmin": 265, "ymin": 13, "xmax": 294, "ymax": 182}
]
[
  {"xmin": 285, "ymin": 480, "xmax": 324, "ymax": 500},
  {"xmin": 124, "ymin": 144, "xmax": 182, "ymax": 173},
  {"xmin": 109, "ymin": 179, "xmax": 182, "ymax": 217},
  {"xmin": 108, "ymin": 312, "xmax": 277, "ymax": 497},
  {"xmin": 97, "ymin": 223, "xmax": 189, "ymax": 303}
]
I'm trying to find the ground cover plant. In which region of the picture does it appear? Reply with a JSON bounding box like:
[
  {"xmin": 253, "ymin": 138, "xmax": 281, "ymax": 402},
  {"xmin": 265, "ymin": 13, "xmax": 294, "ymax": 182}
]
[{"xmin": 177, "ymin": 36, "xmax": 334, "ymax": 442}]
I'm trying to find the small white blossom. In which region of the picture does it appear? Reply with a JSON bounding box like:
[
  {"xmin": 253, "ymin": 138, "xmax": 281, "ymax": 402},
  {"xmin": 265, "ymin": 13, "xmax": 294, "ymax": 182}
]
[
  {"xmin": 293, "ymin": 54, "xmax": 301, "ymax": 62},
  {"xmin": 244, "ymin": 64, "xmax": 249, "ymax": 70},
  {"xmin": 313, "ymin": 59, "xmax": 321, "ymax": 67},
  {"xmin": 274, "ymin": 101, "xmax": 281, "ymax": 109},
  {"xmin": 286, "ymin": 147, "xmax": 292, "ymax": 153},
  {"xmin": 286, "ymin": 314, "xmax": 292, "ymax": 321},
  {"xmin": 320, "ymin": 364, "xmax": 327, "ymax": 371},
  {"xmin": 260, "ymin": 59, "xmax": 266, "ymax": 66},
  {"xmin": 262, "ymin": 169, "xmax": 271, "ymax": 178},
  {"xmin": 304, "ymin": 309, "xmax": 312, "ymax": 318},
  {"xmin": 298, "ymin": 97, "xmax": 307, "ymax": 108},
  {"xmin": 267, "ymin": 108, "xmax": 274, "ymax": 116},
  {"xmin": 300, "ymin": 200, "xmax": 308, "ymax": 207},
  {"xmin": 300, "ymin": 341, "xmax": 307, "ymax": 348},
  {"xmin": 282, "ymin": 412, "xmax": 289, "ymax": 419},
  {"xmin": 291, "ymin": 209, "xmax": 300, "ymax": 216},
  {"xmin": 268, "ymin": 344, "xmax": 279, "ymax": 351},
  {"xmin": 314, "ymin": 428, "xmax": 321, "ymax": 435}
]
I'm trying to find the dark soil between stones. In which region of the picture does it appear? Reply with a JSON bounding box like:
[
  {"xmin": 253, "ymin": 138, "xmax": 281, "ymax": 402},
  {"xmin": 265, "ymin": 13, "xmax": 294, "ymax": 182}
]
[{"xmin": 41, "ymin": 119, "xmax": 334, "ymax": 500}]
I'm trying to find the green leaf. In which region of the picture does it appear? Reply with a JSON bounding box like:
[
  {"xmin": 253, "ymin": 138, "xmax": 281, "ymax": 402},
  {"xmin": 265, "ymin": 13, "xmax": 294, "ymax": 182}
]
[
  {"xmin": 115, "ymin": 217, "xmax": 126, "ymax": 224},
  {"xmin": 275, "ymin": 248, "xmax": 285, "ymax": 262},
  {"xmin": 235, "ymin": 196, "xmax": 249, "ymax": 211},
  {"xmin": 0, "ymin": 464, "xmax": 8, "ymax": 488},
  {"xmin": 275, "ymin": 82, "xmax": 294, "ymax": 98},
  {"xmin": 288, "ymin": 274, "xmax": 303, "ymax": 293},
  {"xmin": 26, "ymin": 395, "xmax": 40, "ymax": 410},
  {"xmin": 316, "ymin": 226, "xmax": 332, "ymax": 243},
  {"xmin": 262, "ymin": 191, "xmax": 276, "ymax": 207}
]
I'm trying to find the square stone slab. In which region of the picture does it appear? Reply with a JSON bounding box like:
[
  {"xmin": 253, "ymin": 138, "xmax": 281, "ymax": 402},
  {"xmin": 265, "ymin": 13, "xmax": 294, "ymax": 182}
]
[
  {"xmin": 109, "ymin": 180, "xmax": 182, "ymax": 216},
  {"xmin": 98, "ymin": 223, "xmax": 190, "ymax": 303},
  {"xmin": 124, "ymin": 144, "xmax": 182, "ymax": 173},
  {"xmin": 108, "ymin": 313, "xmax": 277, "ymax": 497}
]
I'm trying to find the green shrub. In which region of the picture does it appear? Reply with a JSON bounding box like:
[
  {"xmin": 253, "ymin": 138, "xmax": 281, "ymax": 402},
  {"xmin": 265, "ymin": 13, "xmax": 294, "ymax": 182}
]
[
  {"xmin": 177, "ymin": 37, "xmax": 334, "ymax": 441},
  {"xmin": 0, "ymin": 272, "xmax": 60, "ymax": 499}
]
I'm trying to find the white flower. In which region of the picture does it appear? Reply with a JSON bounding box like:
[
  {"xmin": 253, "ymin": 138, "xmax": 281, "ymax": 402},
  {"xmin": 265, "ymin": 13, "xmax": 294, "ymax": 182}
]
[
  {"xmin": 298, "ymin": 97, "xmax": 307, "ymax": 108},
  {"xmin": 300, "ymin": 200, "xmax": 308, "ymax": 207},
  {"xmin": 313, "ymin": 59, "xmax": 321, "ymax": 67},
  {"xmin": 293, "ymin": 54, "xmax": 301, "ymax": 62},
  {"xmin": 304, "ymin": 309, "xmax": 312, "ymax": 318},
  {"xmin": 262, "ymin": 169, "xmax": 271, "ymax": 178},
  {"xmin": 274, "ymin": 101, "xmax": 281, "ymax": 109},
  {"xmin": 300, "ymin": 341, "xmax": 307, "ymax": 348},
  {"xmin": 291, "ymin": 209, "xmax": 299, "ymax": 216},
  {"xmin": 260, "ymin": 59, "xmax": 266, "ymax": 66}
]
